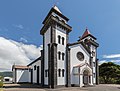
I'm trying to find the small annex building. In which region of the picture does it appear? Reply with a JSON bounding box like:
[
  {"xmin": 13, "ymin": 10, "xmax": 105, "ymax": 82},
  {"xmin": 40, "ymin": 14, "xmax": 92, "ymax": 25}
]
[
  {"xmin": 12, "ymin": 6, "xmax": 99, "ymax": 88},
  {"xmin": 12, "ymin": 65, "xmax": 30, "ymax": 83}
]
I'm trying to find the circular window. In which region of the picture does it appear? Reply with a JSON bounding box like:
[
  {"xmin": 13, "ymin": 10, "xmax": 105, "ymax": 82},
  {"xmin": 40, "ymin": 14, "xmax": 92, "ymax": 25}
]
[{"xmin": 77, "ymin": 52, "xmax": 84, "ymax": 61}]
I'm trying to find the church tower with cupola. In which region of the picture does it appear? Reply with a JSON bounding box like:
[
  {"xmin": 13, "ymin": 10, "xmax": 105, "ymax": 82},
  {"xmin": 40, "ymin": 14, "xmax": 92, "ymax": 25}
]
[
  {"xmin": 40, "ymin": 6, "xmax": 72, "ymax": 88},
  {"xmin": 69, "ymin": 28, "xmax": 99, "ymax": 87}
]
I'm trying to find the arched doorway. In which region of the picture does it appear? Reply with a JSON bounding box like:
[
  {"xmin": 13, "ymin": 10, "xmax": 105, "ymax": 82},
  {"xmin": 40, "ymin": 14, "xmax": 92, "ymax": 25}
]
[{"xmin": 83, "ymin": 70, "xmax": 90, "ymax": 85}]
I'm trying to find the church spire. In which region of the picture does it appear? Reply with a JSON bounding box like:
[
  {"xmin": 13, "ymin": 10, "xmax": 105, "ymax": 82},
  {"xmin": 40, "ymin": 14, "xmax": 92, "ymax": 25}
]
[
  {"xmin": 78, "ymin": 27, "xmax": 96, "ymax": 41},
  {"xmin": 42, "ymin": 5, "xmax": 69, "ymax": 25},
  {"xmin": 81, "ymin": 28, "xmax": 91, "ymax": 39},
  {"xmin": 80, "ymin": 27, "xmax": 96, "ymax": 40},
  {"xmin": 53, "ymin": 5, "xmax": 62, "ymax": 14}
]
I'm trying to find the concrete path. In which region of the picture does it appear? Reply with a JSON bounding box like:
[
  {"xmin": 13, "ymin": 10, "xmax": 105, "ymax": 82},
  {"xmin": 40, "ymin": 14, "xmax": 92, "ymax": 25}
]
[
  {"xmin": 3, "ymin": 84, "xmax": 120, "ymax": 91},
  {"xmin": 84, "ymin": 84, "xmax": 120, "ymax": 91}
]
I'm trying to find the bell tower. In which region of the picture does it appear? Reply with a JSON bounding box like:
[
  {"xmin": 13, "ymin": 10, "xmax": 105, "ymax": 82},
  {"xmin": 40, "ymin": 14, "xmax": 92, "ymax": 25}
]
[
  {"xmin": 40, "ymin": 6, "xmax": 72, "ymax": 88},
  {"xmin": 80, "ymin": 28, "xmax": 99, "ymax": 85}
]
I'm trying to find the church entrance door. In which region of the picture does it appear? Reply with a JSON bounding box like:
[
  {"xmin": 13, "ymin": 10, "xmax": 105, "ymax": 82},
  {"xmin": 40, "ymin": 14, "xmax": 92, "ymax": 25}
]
[{"xmin": 83, "ymin": 70, "xmax": 89, "ymax": 85}]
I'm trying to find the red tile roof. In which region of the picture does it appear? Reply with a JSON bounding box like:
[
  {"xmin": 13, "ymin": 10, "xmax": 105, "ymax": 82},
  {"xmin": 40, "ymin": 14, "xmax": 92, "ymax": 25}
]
[
  {"xmin": 81, "ymin": 28, "xmax": 91, "ymax": 39},
  {"xmin": 81, "ymin": 28, "xmax": 96, "ymax": 40},
  {"xmin": 12, "ymin": 65, "xmax": 30, "ymax": 70}
]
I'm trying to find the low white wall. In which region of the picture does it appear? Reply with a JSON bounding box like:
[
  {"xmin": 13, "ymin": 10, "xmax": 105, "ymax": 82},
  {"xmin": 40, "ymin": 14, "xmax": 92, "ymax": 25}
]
[{"xmin": 16, "ymin": 69, "xmax": 29, "ymax": 83}]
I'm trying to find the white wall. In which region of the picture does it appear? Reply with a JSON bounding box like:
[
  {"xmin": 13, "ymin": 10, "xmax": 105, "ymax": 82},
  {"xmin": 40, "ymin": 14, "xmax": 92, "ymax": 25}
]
[
  {"xmin": 90, "ymin": 45, "xmax": 96, "ymax": 84},
  {"xmin": 44, "ymin": 24, "xmax": 67, "ymax": 85},
  {"xmin": 28, "ymin": 69, "xmax": 31, "ymax": 83},
  {"xmin": 82, "ymin": 36, "xmax": 97, "ymax": 84},
  {"xmin": 72, "ymin": 67, "xmax": 79, "ymax": 85},
  {"xmin": 70, "ymin": 44, "xmax": 90, "ymax": 85},
  {"xmin": 56, "ymin": 27, "xmax": 66, "ymax": 85},
  {"xmin": 16, "ymin": 69, "xmax": 29, "ymax": 83},
  {"xmin": 13, "ymin": 69, "xmax": 15, "ymax": 83},
  {"xmin": 28, "ymin": 59, "xmax": 41, "ymax": 84},
  {"xmin": 44, "ymin": 27, "xmax": 51, "ymax": 85},
  {"xmin": 73, "ymin": 75, "xmax": 79, "ymax": 85}
]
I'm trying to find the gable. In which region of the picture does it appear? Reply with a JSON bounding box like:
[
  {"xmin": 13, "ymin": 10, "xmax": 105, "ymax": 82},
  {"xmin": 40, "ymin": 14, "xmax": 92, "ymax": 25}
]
[
  {"xmin": 69, "ymin": 43, "xmax": 90, "ymax": 56},
  {"xmin": 68, "ymin": 41, "xmax": 91, "ymax": 54},
  {"xmin": 70, "ymin": 44, "xmax": 90, "ymax": 68}
]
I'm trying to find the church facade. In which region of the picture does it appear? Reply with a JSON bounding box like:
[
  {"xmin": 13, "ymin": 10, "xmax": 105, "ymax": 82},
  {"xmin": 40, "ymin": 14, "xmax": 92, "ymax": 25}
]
[{"xmin": 12, "ymin": 6, "xmax": 99, "ymax": 88}]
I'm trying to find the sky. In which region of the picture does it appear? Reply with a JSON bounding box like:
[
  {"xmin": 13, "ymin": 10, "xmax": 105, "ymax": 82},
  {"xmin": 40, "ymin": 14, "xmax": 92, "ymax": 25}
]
[{"xmin": 0, "ymin": 0, "xmax": 120, "ymax": 71}]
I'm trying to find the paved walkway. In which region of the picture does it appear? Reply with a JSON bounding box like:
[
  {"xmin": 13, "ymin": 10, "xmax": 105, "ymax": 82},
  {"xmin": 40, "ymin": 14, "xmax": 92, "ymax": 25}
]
[
  {"xmin": 84, "ymin": 84, "xmax": 120, "ymax": 91},
  {"xmin": 3, "ymin": 84, "xmax": 120, "ymax": 91}
]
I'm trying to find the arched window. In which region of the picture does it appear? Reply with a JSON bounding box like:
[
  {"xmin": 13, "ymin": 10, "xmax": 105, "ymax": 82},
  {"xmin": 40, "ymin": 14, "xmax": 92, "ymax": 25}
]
[
  {"xmin": 92, "ymin": 51, "xmax": 95, "ymax": 56},
  {"xmin": 58, "ymin": 51, "xmax": 61, "ymax": 60},
  {"xmin": 93, "ymin": 62, "xmax": 96, "ymax": 67},
  {"xmin": 58, "ymin": 69, "xmax": 61, "ymax": 77},
  {"xmin": 62, "ymin": 53, "xmax": 65, "ymax": 60},
  {"xmin": 34, "ymin": 65, "xmax": 36, "ymax": 70},
  {"xmin": 93, "ymin": 73, "xmax": 95, "ymax": 78},
  {"xmin": 62, "ymin": 69, "xmax": 65, "ymax": 77},
  {"xmin": 90, "ymin": 57, "xmax": 93, "ymax": 66},
  {"xmin": 45, "ymin": 70, "xmax": 48, "ymax": 77},
  {"xmin": 62, "ymin": 37, "xmax": 65, "ymax": 45},
  {"xmin": 84, "ymin": 39, "xmax": 88, "ymax": 43},
  {"xmin": 58, "ymin": 35, "xmax": 61, "ymax": 44}
]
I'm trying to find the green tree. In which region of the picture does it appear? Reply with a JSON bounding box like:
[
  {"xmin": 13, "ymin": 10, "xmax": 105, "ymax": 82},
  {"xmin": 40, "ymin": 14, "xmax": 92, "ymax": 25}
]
[{"xmin": 99, "ymin": 62, "xmax": 120, "ymax": 84}]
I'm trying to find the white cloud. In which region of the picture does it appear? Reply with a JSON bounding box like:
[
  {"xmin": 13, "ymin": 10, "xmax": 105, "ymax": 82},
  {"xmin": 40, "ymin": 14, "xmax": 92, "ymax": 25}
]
[
  {"xmin": 20, "ymin": 37, "xmax": 28, "ymax": 43},
  {"xmin": 110, "ymin": 60, "xmax": 120, "ymax": 63},
  {"xmin": 0, "ymin": 37, "xmax": 42, "ymax": 72},
  {"xmin": 99, "ymin": 59, "xmax": 120, "ymax": 65},
  {"xmin": 99, "ymin": 60, "xmax": 107, "ymax": 65},
  {"xmin": 13, "ymin": 24, "xmax": 24, "ymax": 29},
  {"xmin": 103, "ymin": 54, "xmax": 120, "ymax": 59}
]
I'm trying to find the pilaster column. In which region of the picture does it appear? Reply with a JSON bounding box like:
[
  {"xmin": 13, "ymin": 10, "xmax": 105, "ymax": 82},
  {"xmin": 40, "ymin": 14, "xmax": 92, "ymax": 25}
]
[
  {"xmin": 15, "ymin": 69, "xmax": 17, "ymax": 83},
  {"xmin": 66, "ymin": 47, "xmax": 71, "ymax": 87},
  {"xmin": 80, "ymin": 75, "xmax": 83, "ymax": 87},
  {"xmin": 90, "ymin": 75, "xmax": 93, "ymax": 85},
  {"xmin": 48, "ymin": 43, "xmax": 57, "ymax": 88},
  {"xmin": 96, "ymin": 59, "xmax": 99, "ymax": 85},
  {"xmin": 41, "ymin": 50, "xmax": 44, "ymax": 87}
]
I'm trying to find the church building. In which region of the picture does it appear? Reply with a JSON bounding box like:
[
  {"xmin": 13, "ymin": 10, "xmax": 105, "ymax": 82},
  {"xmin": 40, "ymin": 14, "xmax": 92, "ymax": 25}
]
[{"xmin": 12, "ymin": 6, "xmax": 99, "ymax": 88}]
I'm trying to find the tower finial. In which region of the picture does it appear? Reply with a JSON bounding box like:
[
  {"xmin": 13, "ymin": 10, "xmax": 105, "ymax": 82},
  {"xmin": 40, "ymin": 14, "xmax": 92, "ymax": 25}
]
[
  {"xmin": 86, "ymin": 27, "xmax": 88, "ymax": 30},
  {"xmin": 54, "ymin": 0, "xmax": 59, "ymax": 7}
]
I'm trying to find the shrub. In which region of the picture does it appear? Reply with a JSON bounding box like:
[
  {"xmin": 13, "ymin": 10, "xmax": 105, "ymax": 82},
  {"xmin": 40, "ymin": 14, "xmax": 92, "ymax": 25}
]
[
  {"xmin": 0, "ymin": 81, "xmax": 3, "ymax": 88},
  {"xmin": 116, "ymin": 79, "xmax": 120, "ymax": 84},
  {"xmin": 0, "ymin": 76, "xmax": 3, "ymax": 88}
]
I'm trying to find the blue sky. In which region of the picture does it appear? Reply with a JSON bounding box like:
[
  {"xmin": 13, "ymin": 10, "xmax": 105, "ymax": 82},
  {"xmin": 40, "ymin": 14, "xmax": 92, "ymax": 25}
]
[{"xmin": 0, "ymin": 0, "xmax": 120, "ymax": 70}]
